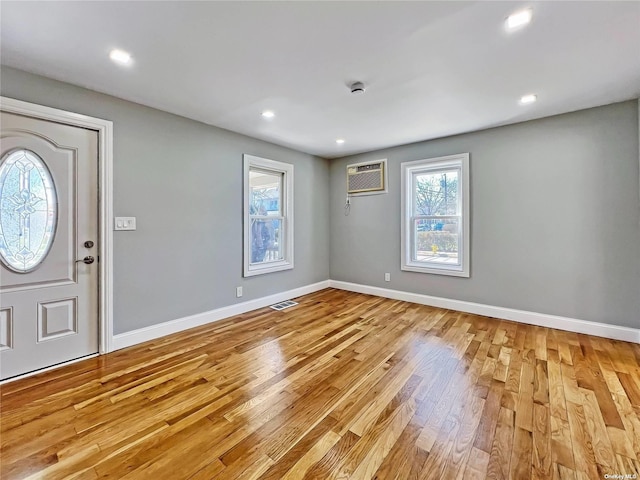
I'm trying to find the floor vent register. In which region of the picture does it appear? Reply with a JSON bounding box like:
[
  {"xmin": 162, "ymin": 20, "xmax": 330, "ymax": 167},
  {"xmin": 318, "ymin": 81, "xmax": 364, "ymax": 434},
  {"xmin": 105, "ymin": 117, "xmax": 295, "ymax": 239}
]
[{"xmin": 269, "ymin": 300, "xmax": 298, "ymax": 311}]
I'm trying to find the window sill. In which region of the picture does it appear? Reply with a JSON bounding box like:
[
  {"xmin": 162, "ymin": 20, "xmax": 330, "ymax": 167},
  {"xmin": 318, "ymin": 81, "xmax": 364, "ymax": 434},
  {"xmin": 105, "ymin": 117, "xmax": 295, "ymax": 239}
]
[
  {"xmin": 401, "ymin": 263, "xmax": 469, "ymax": 278},
  {"xmin": 244, "ymin": 261, "xmax": 293, "ymax": 277}
]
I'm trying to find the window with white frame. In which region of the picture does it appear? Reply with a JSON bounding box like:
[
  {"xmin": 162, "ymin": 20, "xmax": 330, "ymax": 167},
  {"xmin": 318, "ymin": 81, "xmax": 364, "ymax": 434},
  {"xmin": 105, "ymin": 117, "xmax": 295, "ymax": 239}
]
[
  {"xmin": 401, "ymin": 153, "xmax": 469, "ymax": 277},
  {"xmin": 243, "ymin": 155, "xmax": 293, "ymax": 277}
]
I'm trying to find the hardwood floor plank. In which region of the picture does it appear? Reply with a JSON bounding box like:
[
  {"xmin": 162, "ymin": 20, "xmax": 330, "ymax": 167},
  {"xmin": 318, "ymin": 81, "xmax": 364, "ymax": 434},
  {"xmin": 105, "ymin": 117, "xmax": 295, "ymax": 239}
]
[
  {"xmin": 492, "ymin": 346, "xmax": 511, "ymax": 383},
  {"xmin": 553, "ymin": 463, "xmax": 577, "ymax": 480},
  {"xmin": 254, "ymin": 417, "xmax": 338, "ymax": 480},
  {"xmin": 532, "ymin": 403, "xmax": 552, "ymax": 480},
  {"xmin": 349, "ymin": 399, "xmax": 416, "ymax": 480},
  {"xmin": 615, "ymin": 454, "xmax": 640, "ymax": 476},
  {"xmin": 1, "ymin": 288, "xmax": 638, "ymax": 480},
  {"xmin": 91, "ymin": 420, "xmax": 202, "ymax": 478},
  {"xmin": 301, "ymin": 430, "xmax": 360, "ymax": 480},
  {"xmin": 465, "ymin": 446, "xmax": 490, "ymax": 479},
  {"xmin": 606, "ymin": 425, "xmax": 638, "ymax": 460},
  {"xmin": 441, "ymin": 391, "xmax": 485, "ymax": 478},
  {"xmin": 277, "ymin": 430, "xmax": 342, "ymax": 480},
  {"xmin": 370, "ymin": 420, "xmax": 422, "ymax": 480},
  {"xmin": 566, "ymin": 400, "xmax": 600, "ymax": 479},
  {"xmin": 348, "ymin": 364, "xmax": 419, "ymax": 437},
  {"xmin": 550, "ymin": 415, "xmax": 576, "ymax": 470},
  {"xmin": 618, "ymin": 372, "xmax": 640, "ymax": 407},
  {"xmin": 324, "ymin": 376, "xmax": 421, "ymax": 479},
  {"xmin": 211, "ymin": 451, "xmax": 274, "ymax": 480},
  {"xmin": 416, "ymin": 365, "xmax": 466, "ymax": 453},
  {"xmin": 473, "ymin": 380, "xmax": 503, "ymax": 454},
  {"xmin": 185, "ymin": 458, "xmax": 226, "ymax": 480},
  {"xmin": 485, "ymin": 406, "xmax": 515, "ymax": 480},
  {"xmin": 516, "ymin": 351, "xmax": 535, "ymax": 433},
  {"xmin": 509, "ymin": 426, "xmax": 533, "ymax": 480},
  {"xmin": 547, "ymin": 349, "xmax": 568, "ymax": 421},
  {"xmin": 579, "ymin": 387, "xmax": 617, "ymax": 474},
  {"xmin": 533, "ymin": 359, "xmax": 549, "ymax": 405}
]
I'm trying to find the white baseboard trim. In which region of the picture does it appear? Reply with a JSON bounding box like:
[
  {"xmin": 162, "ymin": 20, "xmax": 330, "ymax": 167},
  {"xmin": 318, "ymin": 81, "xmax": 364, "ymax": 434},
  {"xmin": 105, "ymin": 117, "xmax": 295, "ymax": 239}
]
[
  {"xmin": 329, "ymin": 280, "xmax": 640, "ymax": 344},
  {"xmin": 112, "ymin": 278, "xmax": 638, "ymax": 351},
  {"xmin": 112, "ymin": 280, "xmax": 330, "ymax": 351}
]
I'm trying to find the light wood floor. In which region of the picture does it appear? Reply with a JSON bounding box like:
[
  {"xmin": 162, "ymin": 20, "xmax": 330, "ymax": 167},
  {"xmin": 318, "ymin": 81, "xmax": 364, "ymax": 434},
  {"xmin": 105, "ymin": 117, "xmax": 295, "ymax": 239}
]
[{"xmin": 1, "ymin": 289, "xmax": 639, "ymax": 480}]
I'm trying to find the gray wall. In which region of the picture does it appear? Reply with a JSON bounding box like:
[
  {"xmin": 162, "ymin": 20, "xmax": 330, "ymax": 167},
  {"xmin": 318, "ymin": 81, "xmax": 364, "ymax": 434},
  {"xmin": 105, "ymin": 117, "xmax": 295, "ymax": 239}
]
[
  {"xmin": 2, "ymin": 66, "xmax": 638, "ymax": 333},
  {"xmin": 330, "ymin": 101, "xmax": 640, "ymax": 329},
  {"xmin": 1, "ymin": 67, "xmax": 330, "ymax": 335}
]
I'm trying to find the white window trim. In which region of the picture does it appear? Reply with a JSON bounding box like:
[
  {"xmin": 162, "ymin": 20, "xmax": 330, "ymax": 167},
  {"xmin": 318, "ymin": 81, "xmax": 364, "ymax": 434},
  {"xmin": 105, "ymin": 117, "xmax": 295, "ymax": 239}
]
[
  {"xmin": 243, "ymin": 154, "xmax": 294, "ymax": 277},
  {"xmin": 401, "ymin": 153, "xmax": 470, "ymax": 277}
]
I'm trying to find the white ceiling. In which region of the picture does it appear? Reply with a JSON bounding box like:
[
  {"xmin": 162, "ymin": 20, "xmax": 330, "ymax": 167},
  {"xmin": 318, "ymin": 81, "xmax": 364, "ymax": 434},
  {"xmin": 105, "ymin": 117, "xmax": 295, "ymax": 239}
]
[{"xmin": 2, "ymin": 1, "xmax": 639, "ymax": 158}]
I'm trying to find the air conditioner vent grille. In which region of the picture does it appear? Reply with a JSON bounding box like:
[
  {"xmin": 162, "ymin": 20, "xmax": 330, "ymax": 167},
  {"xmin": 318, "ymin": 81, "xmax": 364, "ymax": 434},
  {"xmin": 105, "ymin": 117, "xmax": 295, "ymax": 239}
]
[
  {"xmin": 355, "ymin": 162, "xmax": 382, "ymax": 172},
  {"xmin": 347, "ymin": 160, "xmax": 386, "ymax": 195},
  {"xmin": 348, "ymin": 171, "xmax": 383, "ymax": 193}
]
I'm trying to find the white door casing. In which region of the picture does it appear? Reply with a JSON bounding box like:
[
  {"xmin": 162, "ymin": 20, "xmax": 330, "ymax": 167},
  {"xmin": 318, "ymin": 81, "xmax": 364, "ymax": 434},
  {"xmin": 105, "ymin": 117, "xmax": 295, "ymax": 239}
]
[{"xmin": 0, "ymin": 97, "xmax": 113, "ymax": 381}]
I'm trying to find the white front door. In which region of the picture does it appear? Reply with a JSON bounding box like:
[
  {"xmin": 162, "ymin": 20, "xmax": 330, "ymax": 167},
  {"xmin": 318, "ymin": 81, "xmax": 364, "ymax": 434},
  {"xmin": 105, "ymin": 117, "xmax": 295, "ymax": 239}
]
[{"xmin": 0, "ymin": 111, "xmax": 99, "ymax": 380}]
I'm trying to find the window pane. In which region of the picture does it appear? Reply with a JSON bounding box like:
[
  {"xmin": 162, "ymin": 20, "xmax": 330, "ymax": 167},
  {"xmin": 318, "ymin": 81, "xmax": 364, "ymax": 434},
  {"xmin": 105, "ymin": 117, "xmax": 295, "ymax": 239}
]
[
  {"xmin": 413, "ymin": 169, "xmax": 459, "ymax": 216},
  {"xmin": 413, "ymin": 218, "xmax": 460, "ymax": 266},
  {"xmin": 250, "ymin": 217, "xmax": 283, "ymax": 264},
  {"xmin": 0, "ymin": 149, "xmax": 58, "ymax": 273},
  {"xmin": 250, "ymin": 169, "xmax": 282, "ymax": 216}
]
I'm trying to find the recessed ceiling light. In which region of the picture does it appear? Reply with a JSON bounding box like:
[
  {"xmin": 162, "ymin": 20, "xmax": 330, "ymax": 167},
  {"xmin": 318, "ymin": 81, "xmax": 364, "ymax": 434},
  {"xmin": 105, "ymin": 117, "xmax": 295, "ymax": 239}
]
[
  {"xmin": 109, "ymin": 49, "xmax": 132, "ymax": 65},
  {"xmin": 506, "ymin": 9, "xmax": 532, "ymax": 30},
  {"xmin": 261, "ymin": 110, "xmax": 275, "ymax": 118},
  {"xmin": 336, "ymin": 139, "xmax": 345, "ymax": 144},
  {"xmin": 519, "ymin": 94, "xmax": 537, "ymax": 105}
]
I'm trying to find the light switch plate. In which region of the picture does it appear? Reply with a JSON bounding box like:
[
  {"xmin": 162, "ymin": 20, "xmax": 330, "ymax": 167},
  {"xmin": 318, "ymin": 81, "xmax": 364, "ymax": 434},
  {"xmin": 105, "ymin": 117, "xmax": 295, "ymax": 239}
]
[{"xmin": 114, "ymin": 217, "xmax": 136, "ymax": 231}]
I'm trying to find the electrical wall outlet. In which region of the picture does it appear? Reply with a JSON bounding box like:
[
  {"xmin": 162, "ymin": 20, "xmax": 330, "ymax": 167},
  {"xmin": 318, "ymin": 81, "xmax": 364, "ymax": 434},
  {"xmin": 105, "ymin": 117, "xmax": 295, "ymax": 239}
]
[
  {"xmin": 236, "ymin": 286, "xmax": 243, "ymax": 298},
  {"xmin": 384, "ymin": 273, "xmax": 391, "ymax": 282}
]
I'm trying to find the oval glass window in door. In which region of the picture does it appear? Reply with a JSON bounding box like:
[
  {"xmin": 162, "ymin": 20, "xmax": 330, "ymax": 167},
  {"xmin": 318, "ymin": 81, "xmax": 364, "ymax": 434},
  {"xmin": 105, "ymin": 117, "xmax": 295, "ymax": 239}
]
[{"xmin": 0, "ymin": 149, "xmax": 58, "ymax": 273}]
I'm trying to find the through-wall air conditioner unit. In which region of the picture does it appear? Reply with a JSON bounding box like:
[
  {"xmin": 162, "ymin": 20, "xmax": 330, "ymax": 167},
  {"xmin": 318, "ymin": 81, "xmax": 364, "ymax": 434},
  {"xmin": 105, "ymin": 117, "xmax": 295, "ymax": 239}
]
[{"xmin": 346, "ymin": 159, "xmax": 387, "ymax": 196}]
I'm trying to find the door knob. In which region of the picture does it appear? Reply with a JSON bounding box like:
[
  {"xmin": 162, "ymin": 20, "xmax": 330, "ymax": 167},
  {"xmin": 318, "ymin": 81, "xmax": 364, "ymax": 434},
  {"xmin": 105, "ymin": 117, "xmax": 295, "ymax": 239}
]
[{"xmin": 76, "ymin": 256, "xmax": 95, "ymax": 264}]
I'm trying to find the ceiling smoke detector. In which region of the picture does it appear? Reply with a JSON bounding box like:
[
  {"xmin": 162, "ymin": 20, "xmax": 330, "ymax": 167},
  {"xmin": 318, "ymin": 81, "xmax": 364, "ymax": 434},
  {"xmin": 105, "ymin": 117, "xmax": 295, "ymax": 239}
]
[{"xmin": 350, "ymin": 82, "xmax": 366, "ymax": 94}]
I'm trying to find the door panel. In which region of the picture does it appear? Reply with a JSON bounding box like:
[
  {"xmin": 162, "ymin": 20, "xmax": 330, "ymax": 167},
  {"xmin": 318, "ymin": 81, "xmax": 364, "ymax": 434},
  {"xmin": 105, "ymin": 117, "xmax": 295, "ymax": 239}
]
[
  {"xmin": 38, "ymin": 297, "xmax": 78, "ymax": 342},
  {"xmin": 1, "ymin": 133, "xmax": 76, "ymax": 290},
  {"xmin": 0, "ymin": 111, "xmax": 98, "ymax": 380},
  {"xmin": 0, "ymin": 307, "xmax": 12, "ymax": 351}
]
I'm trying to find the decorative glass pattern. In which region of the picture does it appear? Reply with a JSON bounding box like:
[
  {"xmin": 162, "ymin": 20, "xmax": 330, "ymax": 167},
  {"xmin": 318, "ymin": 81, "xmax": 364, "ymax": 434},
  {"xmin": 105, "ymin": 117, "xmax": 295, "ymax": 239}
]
[{"xmin": 0, "ymin": 149, "xmax": 58, "ymax": 273}]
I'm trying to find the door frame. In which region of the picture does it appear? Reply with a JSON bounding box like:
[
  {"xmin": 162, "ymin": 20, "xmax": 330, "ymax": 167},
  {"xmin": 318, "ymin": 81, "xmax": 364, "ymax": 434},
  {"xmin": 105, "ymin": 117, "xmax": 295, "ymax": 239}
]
[{"xmin": 1, "ymin": 96, "xmax": 114, "ymax": 356}]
